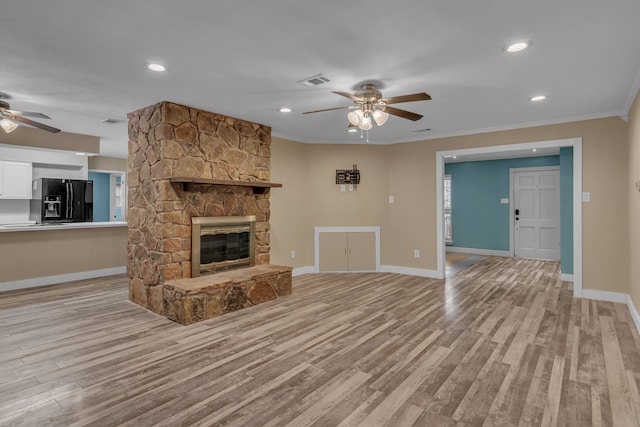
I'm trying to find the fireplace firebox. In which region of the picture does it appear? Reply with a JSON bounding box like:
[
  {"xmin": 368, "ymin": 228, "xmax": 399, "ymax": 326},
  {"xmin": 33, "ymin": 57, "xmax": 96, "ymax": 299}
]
[{"xmin": 191, "ymin": 216, "xmax": 256, "ymax": 277}]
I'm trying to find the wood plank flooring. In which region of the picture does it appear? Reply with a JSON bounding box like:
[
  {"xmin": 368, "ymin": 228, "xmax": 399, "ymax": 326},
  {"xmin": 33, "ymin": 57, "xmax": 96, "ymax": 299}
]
[{"xmin": 1, "ymin": 257, "xmax": 640, "ymax": 426}]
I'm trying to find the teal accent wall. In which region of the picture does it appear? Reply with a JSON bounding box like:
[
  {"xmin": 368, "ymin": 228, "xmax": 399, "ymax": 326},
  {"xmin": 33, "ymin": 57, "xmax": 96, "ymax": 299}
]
[
  {"xmin": 559, "ymin": 147, "xmax": 574, "ymax": 274},
  {"xmin": 88, "ymin": 172, "xmax": 110, "ymax": 222},
  {"xmin": 445, "ymin": 156, "xmax": 560, "ymax": 251}
]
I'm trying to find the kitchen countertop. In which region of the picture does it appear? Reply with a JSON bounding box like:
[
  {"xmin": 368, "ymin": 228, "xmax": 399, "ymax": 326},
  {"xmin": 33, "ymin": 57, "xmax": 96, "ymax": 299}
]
[{"xmin": 0, "ymin": 221, "xmax": 127, "ymax": 232}]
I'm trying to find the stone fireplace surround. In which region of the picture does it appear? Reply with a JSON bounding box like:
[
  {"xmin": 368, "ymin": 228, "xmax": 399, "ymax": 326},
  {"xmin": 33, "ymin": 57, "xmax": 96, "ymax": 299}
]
[{"xmin": 127, "ymin": 101, "xmax": 290, "ymax": 322}]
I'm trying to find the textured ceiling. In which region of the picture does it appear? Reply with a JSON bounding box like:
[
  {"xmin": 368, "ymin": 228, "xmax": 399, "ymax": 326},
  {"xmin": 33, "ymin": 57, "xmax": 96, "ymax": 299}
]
[{"xmin": 1, "ymin": 1, "xmax": 639, "ymax": 158}]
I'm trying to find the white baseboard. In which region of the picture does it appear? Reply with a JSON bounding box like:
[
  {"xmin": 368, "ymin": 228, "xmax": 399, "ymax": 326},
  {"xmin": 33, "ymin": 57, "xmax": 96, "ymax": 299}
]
[
  {"xmin": 581, "ymin": 289, "xmax": 640, "ymax": 335},
  {"xmin": 292, "ymin": 266, "xmax": 314, "ymax": 277},
  {"xmin": 560, "ymin": 273, "xmax": 574, "ymax": 282},
  {"xmin": 0, "ymin": 267, "xmax": 126, "ymax": 293},
  {"xmin": 581, "ymin": 289, "xmax": 628, "ymax": 304},
  {"xmin": 446, "ymin": 247, "xmax": 511, "ymax": 257},
  {"xmin": 626, "ymin": 295, "xmax": 640, "ymax": 336},
  {"xmin": 380, "ymin": 265, "xmax": 440, "ymax": 279}
]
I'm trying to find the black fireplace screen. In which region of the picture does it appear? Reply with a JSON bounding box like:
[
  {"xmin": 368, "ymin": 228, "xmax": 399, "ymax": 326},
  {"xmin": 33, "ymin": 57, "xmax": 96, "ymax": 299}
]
[{"xmin": 200, "ymin": 231, "xmax": 250, "ymax": 264}]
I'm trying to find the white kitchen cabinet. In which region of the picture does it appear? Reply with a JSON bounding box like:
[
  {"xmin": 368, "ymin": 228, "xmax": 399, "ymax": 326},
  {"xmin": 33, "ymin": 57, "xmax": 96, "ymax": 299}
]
[
  {"xmin": 0, "ymin": 160, "xmax": 32, "ymax": 199},
  {"xmin": 315, "ymin": 227, "xmax": 379, "ymax": 272}
]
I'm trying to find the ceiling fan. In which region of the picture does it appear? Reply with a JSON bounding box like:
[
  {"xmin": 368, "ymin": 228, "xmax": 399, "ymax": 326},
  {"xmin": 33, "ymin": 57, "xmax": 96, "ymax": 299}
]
[
  {"xmin": 303, "ymin": 83, "xmax": 431, "ymax": 130},
  {"xmin": 0, "ymin": 96, "xmax": 60, "ymax": 134}
]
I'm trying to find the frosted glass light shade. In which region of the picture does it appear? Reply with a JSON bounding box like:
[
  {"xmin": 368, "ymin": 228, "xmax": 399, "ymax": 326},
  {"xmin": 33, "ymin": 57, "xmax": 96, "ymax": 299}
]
[
  {"xmin": 0, "ymin": 119, "xmax": 18, "ymax": 133},
  {"xmin": 348, "ymin": 109, "xmax": 364, "ymax": 126},
  {"xmin": 372, "ymin": 109, "xmax": 389, "ymax": 126},
  {"xmin": 359, "ymin": 115, "xmax": 373, "ymax": 130}
]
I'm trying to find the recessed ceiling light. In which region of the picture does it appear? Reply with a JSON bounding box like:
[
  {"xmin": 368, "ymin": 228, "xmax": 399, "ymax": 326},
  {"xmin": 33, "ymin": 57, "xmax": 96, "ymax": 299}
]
[
  {"xmin": 532, "ymin": 149, "xmax": 537, "ymax": 152},
  {"xmin": 278, "ymin": 107, "xmax": 292, "ymax": 113},
  {"xmin": 530, "ymin": 95, "xmax": 547, "ymax": 102},
  {"xmin": 505, "ymin": 41, "xmax": 530, "ymax": 53},
  {"xmin": 347, "ymin": 128, "xmax": 358, "ymax": 133},
  {"xmin": 75, "ymin": 152, "xmax": 88, "ymax": 156},
  {"xmin": 452, "ymin": 156, "xmax": 457, "ymax": 159},
  {"xmin": 147, "ymin": 63, "xmax": 166, "ymax": 72}
]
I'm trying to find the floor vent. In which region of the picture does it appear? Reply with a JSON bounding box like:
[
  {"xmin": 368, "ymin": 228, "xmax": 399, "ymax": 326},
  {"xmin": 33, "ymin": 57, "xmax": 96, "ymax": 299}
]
[{"xmin": 297, "ymin": 74, "xmax": 330, "ymax": 87}]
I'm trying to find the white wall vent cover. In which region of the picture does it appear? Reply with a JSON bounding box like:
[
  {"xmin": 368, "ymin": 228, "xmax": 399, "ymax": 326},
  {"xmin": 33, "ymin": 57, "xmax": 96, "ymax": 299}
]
[{"xmin": 297, "ymin": 74, "xmax": 330, "ymax": 87}]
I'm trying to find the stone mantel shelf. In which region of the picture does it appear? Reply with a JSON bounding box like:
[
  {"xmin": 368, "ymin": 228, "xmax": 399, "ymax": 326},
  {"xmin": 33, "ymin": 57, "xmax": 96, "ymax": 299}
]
[{"xmin": 169, "ymin": 177, "xmax": 282, "ymax": 193}]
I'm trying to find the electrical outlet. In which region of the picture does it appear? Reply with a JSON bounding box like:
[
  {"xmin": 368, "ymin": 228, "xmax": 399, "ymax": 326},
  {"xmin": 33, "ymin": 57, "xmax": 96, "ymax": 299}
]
[
  {"xmin": 389, "ymin": 195, "xmax": 395, "ymax": 204},
  {"xmin": 349, "ymin": 184, "xmax": 354, "ymax": 192},
  {"xmin": 414, "ymin": 249, "xmax": 420, "ymax": 258},
  {"xmin": 340, "ymin": 185, "xmax": 345, "ymax": 192},
  {"xmin": 290, "ymin": 250, "xmax": 296, "ymax": 259},
  {"xmin": 582, "ymin": 192, "xmax": 590, "ymax": 202}
]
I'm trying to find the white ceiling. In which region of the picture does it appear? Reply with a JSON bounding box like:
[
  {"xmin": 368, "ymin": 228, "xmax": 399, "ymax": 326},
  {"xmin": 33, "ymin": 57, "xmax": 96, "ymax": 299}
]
[{"xmin": 1, "ymin": 1, "xmax": 639, "ymax": 159}]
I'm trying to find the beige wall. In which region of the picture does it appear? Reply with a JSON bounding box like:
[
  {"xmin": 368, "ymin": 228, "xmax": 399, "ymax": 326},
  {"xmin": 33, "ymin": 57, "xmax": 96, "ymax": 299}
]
[
  {"xmin": 270, "ymin": 117, "xmax": 630, "ymax": 294},
  {"xmin": 384, "ymin": 117, "xmax": 629, "ymax": 293},
  {"xmin": 89, "ymin": 156, "xmax": 127, "ymax": 171},
  {"xmin": 270, "ymin": 138, "xmax": 388, "ymax": 268},
  {"xmin": 270, "ymin": 137, "xmax": 311, "ymax": 267},
  {"xmin": 0, "ymin": 226, "xmax": 127, "ymax": 286},
  {"xmin": 0, "ymin": 126, "xmax": 100, "ymax": 154},
  {"xmin": 629, "ymin": 90, "xmax": 640, "ymax": 309}
]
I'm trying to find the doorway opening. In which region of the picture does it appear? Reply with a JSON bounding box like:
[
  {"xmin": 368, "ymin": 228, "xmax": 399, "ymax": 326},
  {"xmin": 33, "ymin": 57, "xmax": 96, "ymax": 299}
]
[
  {"xmin": 436, "ymin": 137, "xmax": 583, "ymax": 297},
  {"xmin": 87, "ymin": 170, "xmax": 126, "ymax": 222}
]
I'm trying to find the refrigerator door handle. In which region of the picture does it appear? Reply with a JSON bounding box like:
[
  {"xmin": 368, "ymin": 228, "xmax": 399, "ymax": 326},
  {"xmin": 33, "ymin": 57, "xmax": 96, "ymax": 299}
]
[
  {"xmin": 69, "ymin": 182, "xmax": 74, "ymax": 221},
  {"xmin": 66, "ymin": 182, "xmax": 72, "ymax": 220}
]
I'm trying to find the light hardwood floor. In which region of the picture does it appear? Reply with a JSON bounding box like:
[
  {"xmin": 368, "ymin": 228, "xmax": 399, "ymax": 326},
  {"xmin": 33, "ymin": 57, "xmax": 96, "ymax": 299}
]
[{"xmin": 1, "ymin": 257, "xmax": 640, "ymax": 426}]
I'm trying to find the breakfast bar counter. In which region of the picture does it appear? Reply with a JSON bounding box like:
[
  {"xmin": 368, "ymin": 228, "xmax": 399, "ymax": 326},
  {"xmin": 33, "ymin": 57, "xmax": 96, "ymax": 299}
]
[
  {"xmin": 0, "ymin": 222, "xmax": 127, "ymax": 291},
  {"xmin": 0, "ymin": 221, "xmax": 127, "ymax": 232}
]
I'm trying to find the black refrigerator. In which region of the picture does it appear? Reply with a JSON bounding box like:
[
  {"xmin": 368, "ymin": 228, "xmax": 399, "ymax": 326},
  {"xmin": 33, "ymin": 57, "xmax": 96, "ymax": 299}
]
[{"xmin": 30, "ymin": 178, "xmax": 93, "ymax": 223}]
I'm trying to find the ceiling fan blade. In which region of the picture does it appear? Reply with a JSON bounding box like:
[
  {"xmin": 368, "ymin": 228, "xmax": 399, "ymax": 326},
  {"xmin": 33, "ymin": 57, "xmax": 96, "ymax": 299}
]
[
  {"xmin": 381, "ymin": 92, "xmax": 431, "ymax": 105},
  {"xmin": 9, "ymin": 110, "xmax": 51, "ymax": 119},
  {"xmin": 302, "ymin": 106, "xmax": 351, "ymax": 114},
  {"xmin": 384, "ymin": 105, "xmax": 423, "ymax": 121},
  {"xmin": 11, "ymin": 115, "xmax": 61, "ymax": 133},
  {"xmin": 332, "ymin": 91, "xmax": 363, "ymax": 103}
]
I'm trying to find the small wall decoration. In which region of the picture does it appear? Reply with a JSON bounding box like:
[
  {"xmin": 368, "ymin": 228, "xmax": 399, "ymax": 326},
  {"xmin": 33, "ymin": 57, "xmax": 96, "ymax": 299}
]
[{"xmin": 336, "ymin": 164, "xmax": 360, "ymax": 185}]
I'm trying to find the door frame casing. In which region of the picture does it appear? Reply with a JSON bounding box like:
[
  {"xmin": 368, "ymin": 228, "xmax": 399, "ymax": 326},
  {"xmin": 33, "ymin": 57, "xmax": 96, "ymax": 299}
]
[
  {"xmin": 436, "ymin": 137, "xmax": 583, "ymax": 297},
  {"xmin": 509, "ymin": 165, "xmax": 561, "ymax": 258}
]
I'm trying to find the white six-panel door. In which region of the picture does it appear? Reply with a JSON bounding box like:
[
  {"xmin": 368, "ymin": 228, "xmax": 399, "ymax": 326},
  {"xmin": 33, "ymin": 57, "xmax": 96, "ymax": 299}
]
[{"xmin": 512, "ymin": 167, "xmax": 560, "ymax": 260}]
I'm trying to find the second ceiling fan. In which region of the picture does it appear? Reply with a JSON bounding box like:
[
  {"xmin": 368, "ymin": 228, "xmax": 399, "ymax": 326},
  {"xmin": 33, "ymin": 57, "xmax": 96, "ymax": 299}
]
[
  {"xmin": 0, "ymin": 95, "xmax": 60, "ymax": 134},
  {"xmin": 303, "ymin": 83, "xmax": 431, "ymax": 130}
]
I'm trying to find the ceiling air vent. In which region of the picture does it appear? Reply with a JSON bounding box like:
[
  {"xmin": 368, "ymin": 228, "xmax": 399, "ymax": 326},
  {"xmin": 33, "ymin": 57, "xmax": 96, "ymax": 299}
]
[
  {"xmin": 297, "ymin": 73, "xmax": 330, "ymax": 87},
  {"xmin": 100, "ymin": 118, "xmax": 124, "ymax": 124}
]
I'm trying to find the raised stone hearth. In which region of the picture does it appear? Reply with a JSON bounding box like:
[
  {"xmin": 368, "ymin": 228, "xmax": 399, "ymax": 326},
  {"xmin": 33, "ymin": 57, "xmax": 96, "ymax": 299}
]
[
  {"xmin": 164, "ymin": 264, "xmax": 292, "ymax": 325},
  {"xmin": 127, "ymin": 101, "xmax": 286, "ymax": 322}
]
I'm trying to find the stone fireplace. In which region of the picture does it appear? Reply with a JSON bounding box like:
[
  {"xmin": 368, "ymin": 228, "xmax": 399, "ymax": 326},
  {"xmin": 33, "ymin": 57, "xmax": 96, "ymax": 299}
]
[{"xmin": 127, "ymin": 101, "xmax": 289, "ymax": 320}]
